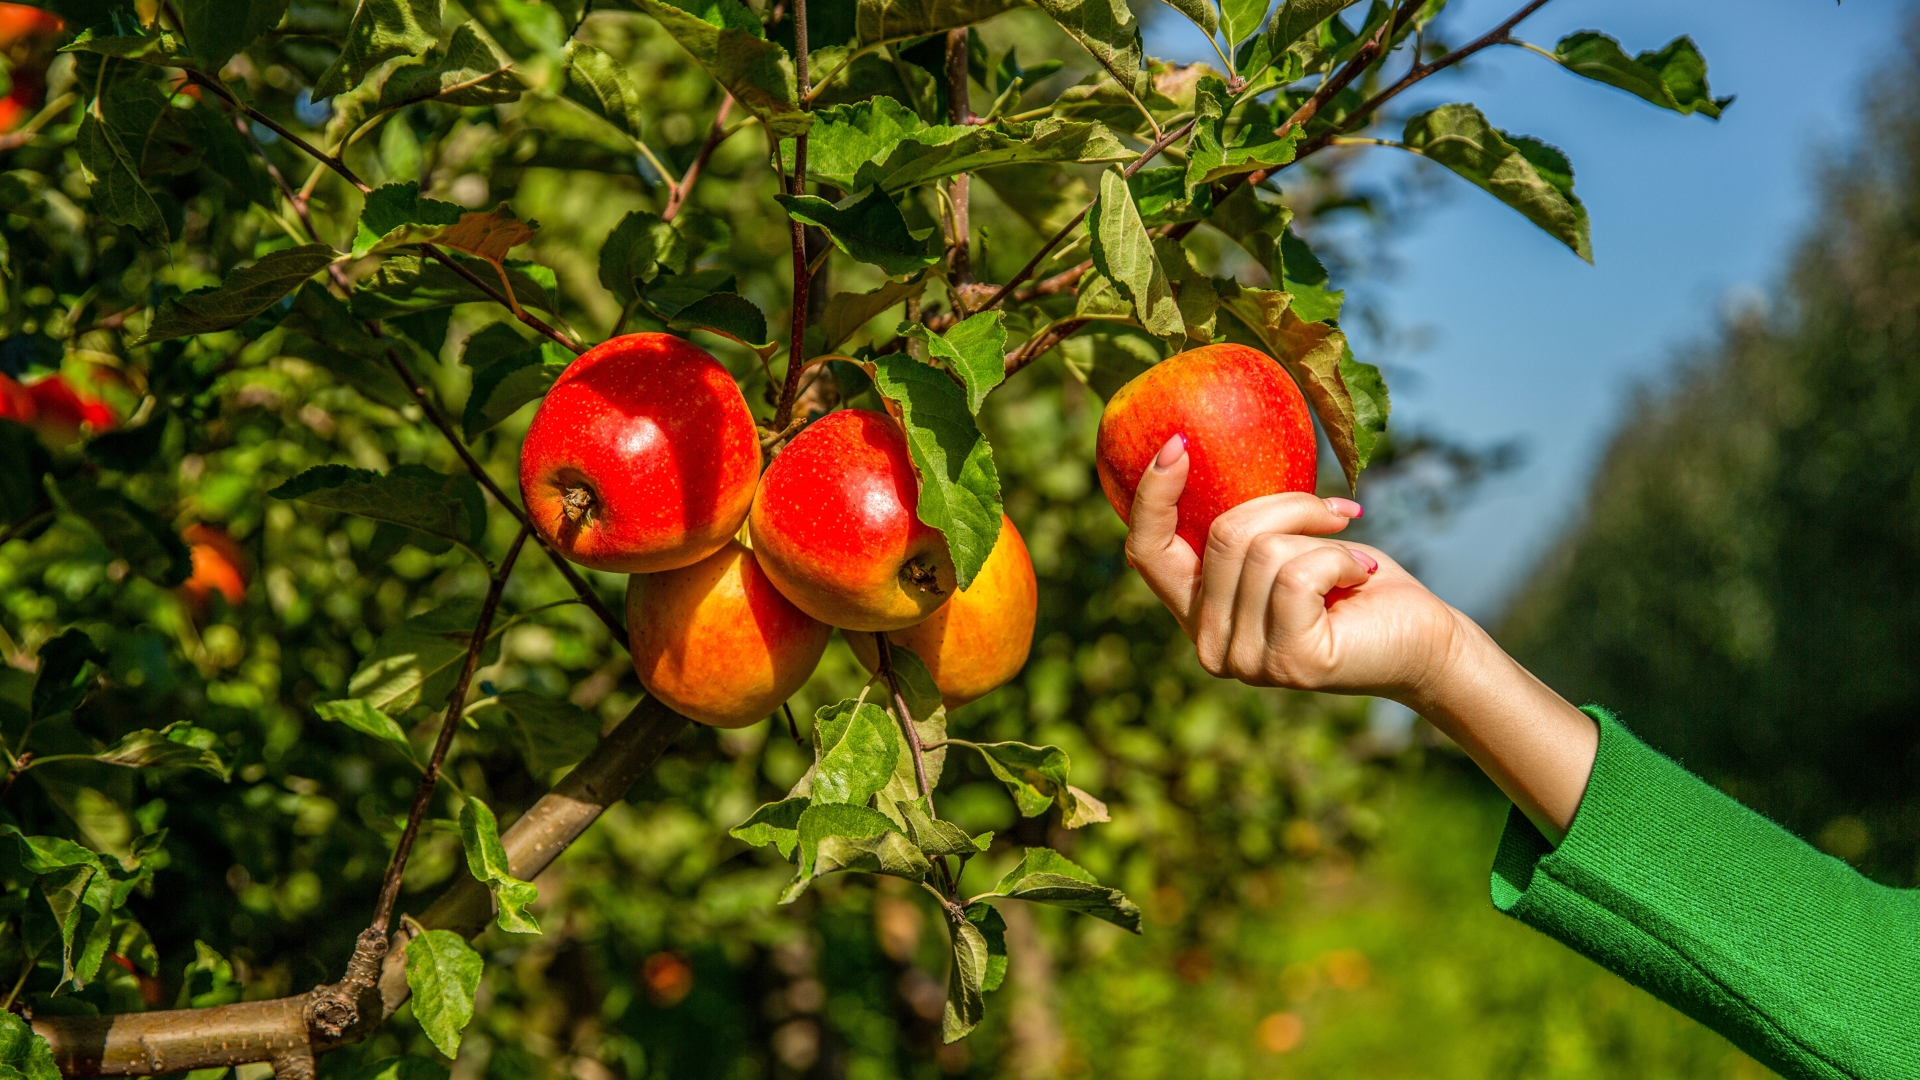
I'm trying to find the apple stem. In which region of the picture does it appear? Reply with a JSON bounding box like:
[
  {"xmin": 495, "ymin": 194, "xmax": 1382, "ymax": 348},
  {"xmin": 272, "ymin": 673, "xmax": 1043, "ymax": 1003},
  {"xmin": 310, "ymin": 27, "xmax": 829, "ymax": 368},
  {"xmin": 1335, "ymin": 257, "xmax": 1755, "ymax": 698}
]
[{"xmin": 561, "ymin": 485, "xmax": 594, "ymax": 523}]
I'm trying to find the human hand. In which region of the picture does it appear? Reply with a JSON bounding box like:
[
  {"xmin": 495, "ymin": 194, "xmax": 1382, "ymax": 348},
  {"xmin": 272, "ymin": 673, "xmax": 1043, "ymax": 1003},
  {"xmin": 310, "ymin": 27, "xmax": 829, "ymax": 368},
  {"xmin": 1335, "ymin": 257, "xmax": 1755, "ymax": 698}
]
[{"xmin": 1122, "ymin": 434, "xmax": 1467, "ymax": 704}]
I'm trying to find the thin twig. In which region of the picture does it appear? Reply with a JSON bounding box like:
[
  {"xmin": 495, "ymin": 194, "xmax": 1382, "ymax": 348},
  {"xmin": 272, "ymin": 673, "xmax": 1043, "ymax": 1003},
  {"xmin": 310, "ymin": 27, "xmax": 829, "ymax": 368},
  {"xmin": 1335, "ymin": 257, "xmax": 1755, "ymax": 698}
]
[
  {"xmin": 944, "ymin": 28, "xmax": 974, "ymax": 290},
  {"xmin": 977, "ymin": 116, "xmax": 1198, "ymax": 315},
  {"xmin": 771, "ymin": 0, "xmax": 814, "ymax": 432},
  {"xmin": 662, "ymin": 95, "xmax": 735, "ymax": 222},
  {"xmin": 873, "ymin": 635, "xmax": 932, "ymax": 804},
  {"xmin": 417, "ymin": 246, "xmax": 584, "ymax": 355},
  {"xmin": 185, "ymin": 70, "xmax": 368, "ymax": 191},
  {"xmin": 369, "ymin": 525, "xmax": 530, "ymax": 935}
]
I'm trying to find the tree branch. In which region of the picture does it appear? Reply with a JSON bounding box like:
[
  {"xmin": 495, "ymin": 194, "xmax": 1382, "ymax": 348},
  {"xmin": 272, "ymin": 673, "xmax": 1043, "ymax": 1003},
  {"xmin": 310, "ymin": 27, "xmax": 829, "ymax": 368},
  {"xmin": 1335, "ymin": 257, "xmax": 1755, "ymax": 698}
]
[
  {"xmin": 369, "ymin": 524, "xmax": 530, "ymax": 936},
  {"xmin": 33, "ymin": 696, "xmax": 694, "ymax": 1077},
  {"xmin": 663, "ymin": 95, "xmax": 735, "ymax": 223},
  {"xmin": 944, "ymin": 29, "xmax": 974, "ymax": 292},
  {"xmin": 772, "ymin": 0, "xmax": 814, "ymax": 433}
]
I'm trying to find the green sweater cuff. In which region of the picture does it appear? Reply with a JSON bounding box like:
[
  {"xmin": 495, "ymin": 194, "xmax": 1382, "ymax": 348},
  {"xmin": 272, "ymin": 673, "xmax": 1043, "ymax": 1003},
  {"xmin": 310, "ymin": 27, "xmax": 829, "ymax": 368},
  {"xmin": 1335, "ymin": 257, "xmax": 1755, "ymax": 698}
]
[{"xmin": 1489, "ymin": 706, "xmax": 1920, "ymax": 1080}]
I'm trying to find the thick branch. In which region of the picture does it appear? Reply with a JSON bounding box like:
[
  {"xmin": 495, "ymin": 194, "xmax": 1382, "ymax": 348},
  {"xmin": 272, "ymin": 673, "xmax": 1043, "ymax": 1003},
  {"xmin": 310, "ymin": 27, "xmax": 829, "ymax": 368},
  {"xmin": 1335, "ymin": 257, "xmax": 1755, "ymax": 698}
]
[{"xmin": 34, "ymin": 697, "xmax": 693, "ymax": 1077}]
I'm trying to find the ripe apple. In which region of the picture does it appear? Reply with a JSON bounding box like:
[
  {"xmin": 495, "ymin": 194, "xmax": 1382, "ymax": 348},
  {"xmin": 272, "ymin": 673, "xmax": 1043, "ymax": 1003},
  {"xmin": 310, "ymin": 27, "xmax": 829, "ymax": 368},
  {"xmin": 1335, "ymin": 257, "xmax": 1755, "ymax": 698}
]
[
  {"xmin": 180, "ymin": 524, "xmax": 249, "ymax": 610},
  {"xmin": 625, "ymin": 540, "xmax": 830, "ymax": 728},
  {"xmin": 520, "ymin": 333, "xmax": 759, "ymax": 574},
  {"xmin": 1095, "ymin": 343, "xmax": 1318, "ymax": 558},
  {"xmin": 26, "ymin": 376, "xmax": 114, "ymax": 445},
  {"xmin": 748, "ymin": 408, "xmax": 956, "ymax": 632},
  {"xmin": 0, "ymin": 374, "xmax": 35, "ymax": 424},
  {"xmin": 0, "ymin": 5, "xmax": 63, "ymax": 48},
  {"xmin": 846, "ymin": 513, "xmax": 1037, "ymax": 709}
]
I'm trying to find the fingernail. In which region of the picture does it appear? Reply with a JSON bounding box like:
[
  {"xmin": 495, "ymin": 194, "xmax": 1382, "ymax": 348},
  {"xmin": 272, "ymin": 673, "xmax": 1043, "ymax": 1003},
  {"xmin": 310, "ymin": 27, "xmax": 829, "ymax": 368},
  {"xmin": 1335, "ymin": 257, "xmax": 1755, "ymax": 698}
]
[
  {"xmin": 1349, "ymin": 548, "xmax": 1378, "ymax": 574},
  {"xmin": 1152, "ymin": 433, "xmax": 1187, "ymax": 471},
  {"xmin": 1326, "ymin": 498, "xmax": 1363, "ymax": 519}
]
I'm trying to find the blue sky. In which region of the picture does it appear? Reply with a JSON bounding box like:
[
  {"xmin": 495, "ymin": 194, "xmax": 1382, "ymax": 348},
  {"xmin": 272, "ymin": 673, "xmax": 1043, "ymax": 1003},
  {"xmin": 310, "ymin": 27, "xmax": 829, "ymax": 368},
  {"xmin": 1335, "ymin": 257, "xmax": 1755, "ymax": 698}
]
[{"xmin": 1147, "ymin": 0, "xmax": 1912, "ymax": 617}]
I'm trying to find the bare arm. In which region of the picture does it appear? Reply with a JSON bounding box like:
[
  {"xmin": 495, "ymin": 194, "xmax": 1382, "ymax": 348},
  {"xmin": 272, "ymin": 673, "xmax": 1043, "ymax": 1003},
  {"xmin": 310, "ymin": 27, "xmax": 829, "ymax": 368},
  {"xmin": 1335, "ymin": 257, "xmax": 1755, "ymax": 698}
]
[{"xmin": 1124, "ymin": 435, "xmax": 1597, "ymax": 841}]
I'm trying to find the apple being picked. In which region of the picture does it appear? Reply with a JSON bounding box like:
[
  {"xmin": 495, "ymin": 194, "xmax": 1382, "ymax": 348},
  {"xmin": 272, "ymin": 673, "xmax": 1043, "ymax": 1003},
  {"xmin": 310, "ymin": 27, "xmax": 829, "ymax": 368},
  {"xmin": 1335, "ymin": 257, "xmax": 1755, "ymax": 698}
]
[
  {"xmin": 1095, "ymin": 343, "xmax": 1318, "ymax": 558},
  {"xmin": 625, "ymin": 541, "xmax": 830, "ymax": 728},
  {"xmin": 847, "ymin": 513, "xmax": 1037, "ymax": 709},
  {"xmin": 520, "ymin": 333, "xmax": 759, "ymax": 574},
  {"xmin": 749, "ymin": 409, "xmax": 956, "ymax": 632}
]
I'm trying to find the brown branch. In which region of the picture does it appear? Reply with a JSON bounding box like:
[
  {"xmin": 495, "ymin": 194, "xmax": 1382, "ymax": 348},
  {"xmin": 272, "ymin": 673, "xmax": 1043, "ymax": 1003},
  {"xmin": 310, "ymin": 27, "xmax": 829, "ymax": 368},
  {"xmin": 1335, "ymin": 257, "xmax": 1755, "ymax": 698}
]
[
  {"xmin": 417, "ymin": 247, "xmax": 584, "ymax": 356},
  {"xmin": 944, "ymin": 28, "xmax": 974, "ymax": 291},
  {"xmin": 1292, "ymin": 0, "xmax": 1553, "ymax": 159},
  {"xmin": 771, "ymin": 0, "xmax": 814, "ymax": 432},
  {"xmin": 662, "ymin": 95, "xmax": 735, "ymax": 222},
  {"xmin": 369, "ymin": 524, "xmax": 530, "ymax": 935},
  {"xmin": 184, "ymin": 71, "xmax": 368, "ymax": 192},
  {"xmin": 976, "ymin": 117, "xmax": 1198, "ymax": 316},
  {"xmin": 33, "ymin": 696, "xmax": 693, "ymax": 1077}
]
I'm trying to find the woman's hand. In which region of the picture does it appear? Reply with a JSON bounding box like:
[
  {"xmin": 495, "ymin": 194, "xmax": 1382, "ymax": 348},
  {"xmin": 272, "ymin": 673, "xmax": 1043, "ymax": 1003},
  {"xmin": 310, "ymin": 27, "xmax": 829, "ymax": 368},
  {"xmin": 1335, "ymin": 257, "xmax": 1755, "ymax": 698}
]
[
  {"xmin": 1123, "ymin": 434, "xmax": 1466, "ymax": 703},
  {"xmin": 1123, "ymin": 434, "xmax": 1600, "ymax": 840}
]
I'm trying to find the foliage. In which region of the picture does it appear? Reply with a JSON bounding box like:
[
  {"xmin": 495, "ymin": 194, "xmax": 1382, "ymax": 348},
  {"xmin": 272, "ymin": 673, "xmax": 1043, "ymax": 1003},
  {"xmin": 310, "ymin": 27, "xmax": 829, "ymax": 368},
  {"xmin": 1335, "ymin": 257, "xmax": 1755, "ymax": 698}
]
[
  {"xmin": 0, "ymin": 0, "xmax": 1729, "ymax": 1072},
  {"xmin": 1502, "ymin": 19, "xmax": 1920, "ymax": 890}
]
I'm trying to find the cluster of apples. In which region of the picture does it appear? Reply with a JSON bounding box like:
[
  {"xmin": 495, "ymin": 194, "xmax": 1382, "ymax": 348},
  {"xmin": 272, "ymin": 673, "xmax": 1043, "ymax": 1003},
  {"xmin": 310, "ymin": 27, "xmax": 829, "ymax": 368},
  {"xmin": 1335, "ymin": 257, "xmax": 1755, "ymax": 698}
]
[
  {"xmin": 0, "ymin": 371, "xmax": 116, "ymax": 446},
  {"xmin": 517, "ymin": 333, "xmax": 1038, "ymax": 727}
]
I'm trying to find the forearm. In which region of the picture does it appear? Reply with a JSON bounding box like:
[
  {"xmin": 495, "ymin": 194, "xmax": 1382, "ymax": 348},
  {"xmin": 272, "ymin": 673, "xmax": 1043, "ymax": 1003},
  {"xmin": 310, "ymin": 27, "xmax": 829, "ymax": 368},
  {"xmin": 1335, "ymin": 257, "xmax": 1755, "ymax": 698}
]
[{"xmin": 1399, "ymin": 610, "xmax": 1598, "ymax": 843}]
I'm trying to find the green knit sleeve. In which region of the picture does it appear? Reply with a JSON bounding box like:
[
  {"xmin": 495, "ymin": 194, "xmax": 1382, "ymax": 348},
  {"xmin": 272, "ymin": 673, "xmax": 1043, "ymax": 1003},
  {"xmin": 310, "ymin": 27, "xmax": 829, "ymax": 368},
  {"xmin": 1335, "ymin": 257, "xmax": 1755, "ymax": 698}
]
[{"xmin": 1490, "ymin": 707, "xmax": 1920, "ymax": 1080}]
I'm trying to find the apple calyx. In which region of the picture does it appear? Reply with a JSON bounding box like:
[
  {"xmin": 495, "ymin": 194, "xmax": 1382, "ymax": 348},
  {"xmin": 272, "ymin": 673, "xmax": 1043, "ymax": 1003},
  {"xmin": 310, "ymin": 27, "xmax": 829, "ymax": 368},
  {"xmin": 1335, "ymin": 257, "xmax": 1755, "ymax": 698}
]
[
  {"xmin": 561, "ymin": 484, "xmax": 595, "ymax": 523},
  {"xmin": 901, "ymin": 556, "xmax": 946, "ymax": 596}
]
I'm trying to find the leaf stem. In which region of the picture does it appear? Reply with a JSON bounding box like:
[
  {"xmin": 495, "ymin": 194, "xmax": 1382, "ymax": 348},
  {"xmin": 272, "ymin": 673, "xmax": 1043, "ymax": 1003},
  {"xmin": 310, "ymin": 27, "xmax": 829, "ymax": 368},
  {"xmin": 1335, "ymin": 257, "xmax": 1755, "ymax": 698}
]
[
  {"xmin": 368, "ymin": 524, "xmax": 530, "ymax": 936},
  {"xmin": 872, "ymin": 634, "xmax": 933, "ymax": 804}
]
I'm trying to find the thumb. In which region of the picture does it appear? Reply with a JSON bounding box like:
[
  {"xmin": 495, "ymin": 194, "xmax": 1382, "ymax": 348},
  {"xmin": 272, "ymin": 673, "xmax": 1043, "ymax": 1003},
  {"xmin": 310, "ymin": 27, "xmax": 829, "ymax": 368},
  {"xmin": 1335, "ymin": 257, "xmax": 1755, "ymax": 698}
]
[{"xmin": 1125, "ymin": 434, "xmax": 1200, "ymax": 624}]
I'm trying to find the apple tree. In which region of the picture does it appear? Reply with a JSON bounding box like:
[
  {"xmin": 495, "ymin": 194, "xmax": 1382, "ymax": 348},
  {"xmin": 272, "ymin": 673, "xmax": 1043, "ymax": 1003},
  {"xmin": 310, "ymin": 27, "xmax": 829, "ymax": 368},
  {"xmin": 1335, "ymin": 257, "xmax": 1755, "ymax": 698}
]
[{"xmin": 0, "ymin": 0, "xmax": 1728, "ymax": 1073}]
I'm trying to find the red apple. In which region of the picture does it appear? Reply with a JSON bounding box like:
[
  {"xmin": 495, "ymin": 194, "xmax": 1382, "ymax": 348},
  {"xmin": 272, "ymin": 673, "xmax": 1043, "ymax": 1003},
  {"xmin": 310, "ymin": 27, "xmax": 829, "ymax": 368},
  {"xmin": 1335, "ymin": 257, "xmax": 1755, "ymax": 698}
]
[
  {"xmin": 0, "ymin": 374, "xmax": 35, "ymax": 424},
  {"xmin": 0, "ymin": 5, "xmax": 63, "ymax": 48},
  {"xmin": 748, "ymin": 408, "xmax": 956, "ymax": 632},
  {"xmin": 519, "ymin": 333, "xmax": 759, "ymax": 574},
  {"xmin": 625, "ymin": 540, "xmax": 830, "ymax": 728},
  {"xmin": 180, "ymin": 524, "xmax": 249, "ymax": 610},
  {"xmin": 26, "ymin": 376, "xmax": 114, "ymax": 445},
  {"xmin": 846, "ymin": 513, "xmax": 1037, "ymax": 709},
  {"xmin": 1095, "ymin": 343, "xmax": 1317, "ymax": 558}
]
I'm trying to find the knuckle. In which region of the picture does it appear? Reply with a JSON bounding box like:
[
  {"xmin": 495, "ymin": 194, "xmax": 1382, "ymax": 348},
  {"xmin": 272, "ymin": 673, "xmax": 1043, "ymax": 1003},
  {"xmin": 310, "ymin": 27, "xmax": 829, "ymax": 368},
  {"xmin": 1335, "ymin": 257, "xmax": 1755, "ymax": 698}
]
[
  {"xmin": 1205, "ymin": 515, "xmax": 1251, "ymax": 557},
  {"xmin": 1250, "ymin": 533, "xmax": 1289, "ymax": 565},
  {"xmin": 1276, "ymin": 561, "xmax": 1321, "ymax": 594}
]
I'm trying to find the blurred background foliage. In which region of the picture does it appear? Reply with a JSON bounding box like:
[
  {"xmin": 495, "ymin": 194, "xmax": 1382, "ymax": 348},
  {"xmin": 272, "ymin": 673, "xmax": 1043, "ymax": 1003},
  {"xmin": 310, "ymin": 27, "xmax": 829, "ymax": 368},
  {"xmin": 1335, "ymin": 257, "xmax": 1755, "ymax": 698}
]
[{"xmin": 7, "ymin": 0, "xmax": 1914, "ymax": 1075}]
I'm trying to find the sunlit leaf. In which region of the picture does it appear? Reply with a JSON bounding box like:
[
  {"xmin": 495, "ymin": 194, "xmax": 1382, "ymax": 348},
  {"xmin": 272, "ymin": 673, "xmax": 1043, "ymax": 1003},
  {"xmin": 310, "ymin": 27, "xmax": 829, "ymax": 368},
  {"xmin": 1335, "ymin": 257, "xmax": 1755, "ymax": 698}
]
[
  {"xmin": 1090, "ymin": 169, "xmax": 1182, "ymax": 344},
  {"xmin": 1402, "ymin": 103, "xmax": 1591, "ymax": 262},
  {"xmin": 459, "ymin": 797, "xmax": 539, "ymax": 934},
  {"xmin": 404, "ymin": 929, "xmax": 482, "ymax": 1058},
  {"xmin": 1218, "ymin": 285, "xmax": 1386, "ymax": 487},
  {"xmin": 870, "ymin": 354, "xmax": 1002, "ymax": 589},
  {"xmin": 316, "ymin": 0, "xmax": 445, "ymax": 98},
  {"xmin": 986, "ymin": 847, "xmax": 1141, "ymax": 931},
  {"xmin": 343, "ymin": 600, "xmax": 500, "ymax": 716},
  {"xmin": 634, "ymin": 0, "xmax": 811, "ymax": 138},
  {"xmin": 900, "ymin": 310, "xmax": 1006, "ymax": 413},
  {"xmin": 778, "ymin": 189, "xmax": 942, "ymax": 276},
  {"xmin": 314, "ymin": 698, "xmax": 418, "ymax": 763},
  {"xmin": 818, "ymin": 275, "xmax": 928, "ymax": 352},
  {"xmin": 561, "ymin": 41, "xmax": 645, "ymax": 146},
  {"xmin": 811, "ymin": 696, "xmax": 900, "ymax": 806},
  {"xmin": 0, "ymin": 1009, "xmax": 60, "ymax": 1080},
  {"xmin": 1033, "ymin": 0, "xmax": 1146, "ymax": 97},
  {"xmin": 94, "ymin": 723, "xmax": 231, "ymax": 780},
  {"xmin": 1553, "ymin": 32, "xmax": 1732, "ymax": 119},
  {"xmin": 140, "ymin": 245, "xmax": 336, "ymax": 343},
  {"xmin": 731, "ymin": 797, "xmax": 807, "ymax": 859},
  {"xmin": 943, "ymin": 913, "xmax": 990, "ymax": 1042}
]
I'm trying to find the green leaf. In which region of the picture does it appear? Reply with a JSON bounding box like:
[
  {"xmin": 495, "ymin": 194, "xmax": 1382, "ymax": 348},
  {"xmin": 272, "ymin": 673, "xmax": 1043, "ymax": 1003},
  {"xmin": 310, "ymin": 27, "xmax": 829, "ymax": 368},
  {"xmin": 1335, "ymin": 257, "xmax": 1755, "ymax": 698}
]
[
  {"xmin": 963, "ymin": 741, "xmax": 1108, "ymax": 826},
  {"xmin": 374, "ymin": 24, "xmax": 523, "ymax": 110},
  {"xmin": 0, "ymin": 827, "xmax": 101, "ymax": 990},
  {"xmin": 1090, "ymin": 168, "xmax": 1182, "ymax": 344},
  {"xmin": 854, "ymin": 0, "xmax": 1024, "ymax": 45},
  {"xmin": 730, "ymin": 797, "xmax": 807, "ymax": 860},
  {"xmin": 943, "ymin": 913, "xmax": 989, "ymax": 1042},
  {"xmin": 0, "ymin": 422, "xmax": 52, "ymax": 527},
  {"xmin": 93, "ymin": 723, "xmax": 231, "ymax": 780},
  {"xmin": 1161, "ymin": 0, "xmax": 1217, "ymax": 37},
  {"xmin": 1058, "ymin": 328, "xmax": 1160, "ymax": 400},
  {"xmin": 1220, "ymin": 0, "xmax": 1270, "ymax": 45},
  {"xmin": 1279, "ymin": 227, "xmax": 1343, "ymax": 322},
  {"xmin": 316, "ymin": 0, "xmax": 445, "ymax": 98},
  {"xmin": 0, "ymin": 1010, "xmax": 59, "ymax": 1080},
  {"xmin": 1402, "ymin": 103, "xmax": 1591, "ymax": 262},
  {"xmin": 1128, "ymin": 165, "xmax": 1210, "ymax": 226},
  {"xmin": 778, "ymin": 189, "xmax": 941, "ymax": 276},
  {"xmin": 1184, "ymin": 76, "xmax": 1300, "ymax": 188},
  {"xmin": 314, "ymin": 698, "xmax": 418, "ymax": 763},
  {"xmin": 561, "ymin": 41, "xmax": 645, "ymax": 146},
  {"xmin": 598, "ymin": 210, "xmax": 694, "ymax": 305},
  {"xmin": 1552, "ymin": 32, "xmax": 1732, "ymax": 119},
  {"xmin": 798, "ymin": 98, "xmax": 926, "ymax": 185},
  {"xmin": 459, "ymin": 797, "xmax": 539, "ymax": 934},
  {"xmin": 902, "ymin": 311, "xmax": 1006, "ymax": 414},
  {"xmin": 459, "ymin": 324, "xmax": 570, "ymax": 439},
  {"xmin": 345, "ymin": 600, "xmax": 500, "ymax": 716},
  {"xmin": 1155, "ymin": 237, "xmax": 1218, "ymax": 343},
  {"xmin": 1267, "ymin": 0, "xmax": 1360, "ymax": 51},
  {"xmin": 270, "ymin": 463, "xmax": 487, "ymax": 550},
  {"xmin": 633, "ymin": 0, "xmax": 811, "ymax": 138},
  {"xmin": 899, "ymin": 796, "xmax": 989, "ymax": 857},
  {"xmin": 178, "ymin": 0, "xmax": 290, "ymax": 73},
  {"xmin": 139, "ymin": 245, "xmax": 336, "ymax": 343},
  {"xmin": 52, "ymin": 479, "xmax": 194, "ymax": 586},
  {"xmin": 1218, "ymin": 285, "xmax": 1386, "ymax": 487},
  {"xmin": 1033, "ymin": 0, "xmax": 1146, "ymax": 97},
  {"xmin": 347, "ymin": 1058, "xmax": 450, "ymax": 1080},
  {"xmin": 811, "ymin": 698, "xmax": 899, "ymax": 806},
  {"xmin": 404, "ymin": 929, "xmax": 482, "ymax": 1059},
  {"xmin": 870, "ymin": 354, "xmax": 1002, "ymax": 590},
  {"xmin": 782, "ymin": 802, "xmax": 928, "ymax": 902},
  {"xmin": 60, "ymin": 28, "xmax": 194, "ymax": 67},
  {"xmin": 352, "ymin": 182, "xmax": 466, "ymax": 259},
  {"xmin": 987, "ymin": 847, "xmax": 1142, "ymax": 931},
  {"xmin": 75, "ymin": 113, "xmax": 168, "ymax": 247},
  {"xmin": 351, "ymin": 254, "xmax": 557, "ymax": 318},
  {"xmin": 31, "ymin": 629, "xmax": 105, "ymax": 723},
  {"xmin": 965, "ymin": 902, "xmax": 1008, "ymax": 992},
  {"xmin": 666, "ymin": 293, "xmax": 774, "ymax": 354},
  {"xmin": 488, "ymin": 691, "xmax": 599, "ymax": 776},
  {"xmin": 818, "ymin": 275, "xmax": 928, "ymax": 353},
  {"xmin": 799, "ymin": 99, "xmax": 1133, "ymax": 193}
]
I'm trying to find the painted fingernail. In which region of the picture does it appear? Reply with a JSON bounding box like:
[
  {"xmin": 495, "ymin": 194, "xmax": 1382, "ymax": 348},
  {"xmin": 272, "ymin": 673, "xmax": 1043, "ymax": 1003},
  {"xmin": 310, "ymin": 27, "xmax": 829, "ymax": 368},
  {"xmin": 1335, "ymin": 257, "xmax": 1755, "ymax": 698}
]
[
  {"xmin": 1350, "ymin": 548, "xmax": 1378, "ymax": 574},
  {"xmin": 1152, "ymin": 433, "xmax": 1187, "ymax": 470},
  {"xmin": 1326, "ymin": 498, "xmax": 1363, "ymax": 519}
]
